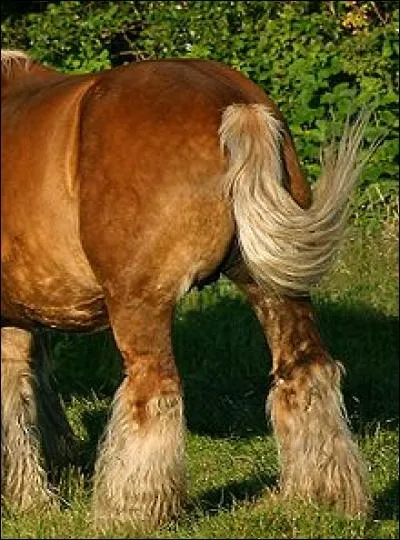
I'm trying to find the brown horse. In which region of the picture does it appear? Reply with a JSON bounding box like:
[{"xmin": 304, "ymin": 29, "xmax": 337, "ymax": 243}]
[{"xmin": 1, "ymin": 49, "xmax": 371, "ymax": 529}]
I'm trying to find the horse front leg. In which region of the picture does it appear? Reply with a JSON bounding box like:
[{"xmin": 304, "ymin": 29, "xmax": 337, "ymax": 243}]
[
  {"xmin": 1, "ymin": 327, "xmax": 55, "ymax": 510},
  {"xmin": 92, "ymin": 294, "xmax": 186, "ymax": 530},
  {"xmin": 243, "ymin": 283, "xmax": 371, "ymax": 517}
]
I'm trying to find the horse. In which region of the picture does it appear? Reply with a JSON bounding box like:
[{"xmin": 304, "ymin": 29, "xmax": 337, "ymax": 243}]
[{"xmin": 1, "ymin": 49, "xmax": 371, "ymax": 529}]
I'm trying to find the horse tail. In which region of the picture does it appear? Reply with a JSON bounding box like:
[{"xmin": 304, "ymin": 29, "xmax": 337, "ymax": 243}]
[{"xmin": 219, "ymin": 103, "xmax": 369, "ymax": 295}]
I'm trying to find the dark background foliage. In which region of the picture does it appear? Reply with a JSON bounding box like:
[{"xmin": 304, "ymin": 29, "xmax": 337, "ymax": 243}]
[{"xmin": 2, "ymin": 1, "xmax": 398, "ymax": 219}]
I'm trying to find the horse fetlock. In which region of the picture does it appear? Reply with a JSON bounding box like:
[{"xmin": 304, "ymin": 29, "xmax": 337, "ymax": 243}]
[
  {"xmin": 1, "ymin": 396, "xmax": 56, "ymax": 512},
  {"xmin": 267, "ymin": 360, "xmax": 371, "ymax": 516},
  {"xmin": 93, "ymin": 477, "xmax": 185, "ymax": 531},
  {"xmin": 92, "ymin": 390, "xmax": 187, "ymax": 529}
]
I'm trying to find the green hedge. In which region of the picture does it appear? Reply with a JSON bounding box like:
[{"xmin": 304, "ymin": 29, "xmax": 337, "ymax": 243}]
[{"xmin": 2, "ymin": 1, "xmax": 398, "ymax": 217}]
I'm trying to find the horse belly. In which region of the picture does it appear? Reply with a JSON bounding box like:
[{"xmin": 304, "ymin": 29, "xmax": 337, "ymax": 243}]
[{"xmin": 1, "ymin": 240, "xmax": 107, "ymax": 330}]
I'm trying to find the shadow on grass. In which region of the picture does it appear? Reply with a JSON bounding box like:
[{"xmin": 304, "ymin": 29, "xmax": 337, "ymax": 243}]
[
  {"xmin": 76, "ymin": 407, "xmax": 109, "ymax": 477},
  {"xmin": 173, "ymin": 289, "xmax": 399, "ymax": 437},
  {"xmin": 373, "ymin": 478, "xmax": 399, "ymax": 520},
  {"xmin": 46, "ymin": 283, "xmax": 398, "ymax": 440},
  {"xmin": 191, "ymin": 472, "xmax": 277, "ymax": 514}
]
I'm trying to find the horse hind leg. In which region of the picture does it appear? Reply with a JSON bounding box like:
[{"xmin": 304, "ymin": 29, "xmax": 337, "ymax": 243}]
[
  {"xmin": 238, "ymin": 281, "xmax": 371, "ymax": 516},
  {"xmin": 92, "ymin": 285, "xmax": 186, "ymax": 530},
  {"xmin": 1, "ymin": 327, "xmax": 55, "ymax": 510}
]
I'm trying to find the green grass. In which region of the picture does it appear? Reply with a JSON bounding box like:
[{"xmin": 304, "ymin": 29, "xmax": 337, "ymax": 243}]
[{"xmin": 1, "ymin": 221, "xmax": 398, "ymax": 539}]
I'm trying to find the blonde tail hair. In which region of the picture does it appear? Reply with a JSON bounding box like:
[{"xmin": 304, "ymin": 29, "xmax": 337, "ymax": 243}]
[{"xmin": 219, "ymin": 104, "xmax": 369, "ymax": 295}]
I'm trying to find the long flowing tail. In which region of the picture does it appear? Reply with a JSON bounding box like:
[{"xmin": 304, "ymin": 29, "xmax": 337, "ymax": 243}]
[{"xmin": 219, "ymin": 104, "xmax": 369, "ymax": 295}]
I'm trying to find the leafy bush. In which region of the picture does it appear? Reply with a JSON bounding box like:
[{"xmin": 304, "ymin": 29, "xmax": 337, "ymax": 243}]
[{"xmin": 1, "ymin": 1, "xmax": 398, "ymax": 212}]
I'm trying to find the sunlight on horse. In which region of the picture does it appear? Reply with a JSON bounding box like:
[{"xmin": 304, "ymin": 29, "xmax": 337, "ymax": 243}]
[{"xmin": 1, "ymin": 49, "xmax": 371, "ymax": 529}]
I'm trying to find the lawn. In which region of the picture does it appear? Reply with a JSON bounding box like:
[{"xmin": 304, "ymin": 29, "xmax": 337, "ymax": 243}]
[{"xmin": 1, "ymin": 220, "xmax": 398, "ymax": 539}]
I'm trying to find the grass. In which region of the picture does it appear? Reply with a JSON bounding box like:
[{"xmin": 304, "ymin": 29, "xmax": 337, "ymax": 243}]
[{"xmin": 1, "ymin": 220, "xmax": 398, "ymax": 539}]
